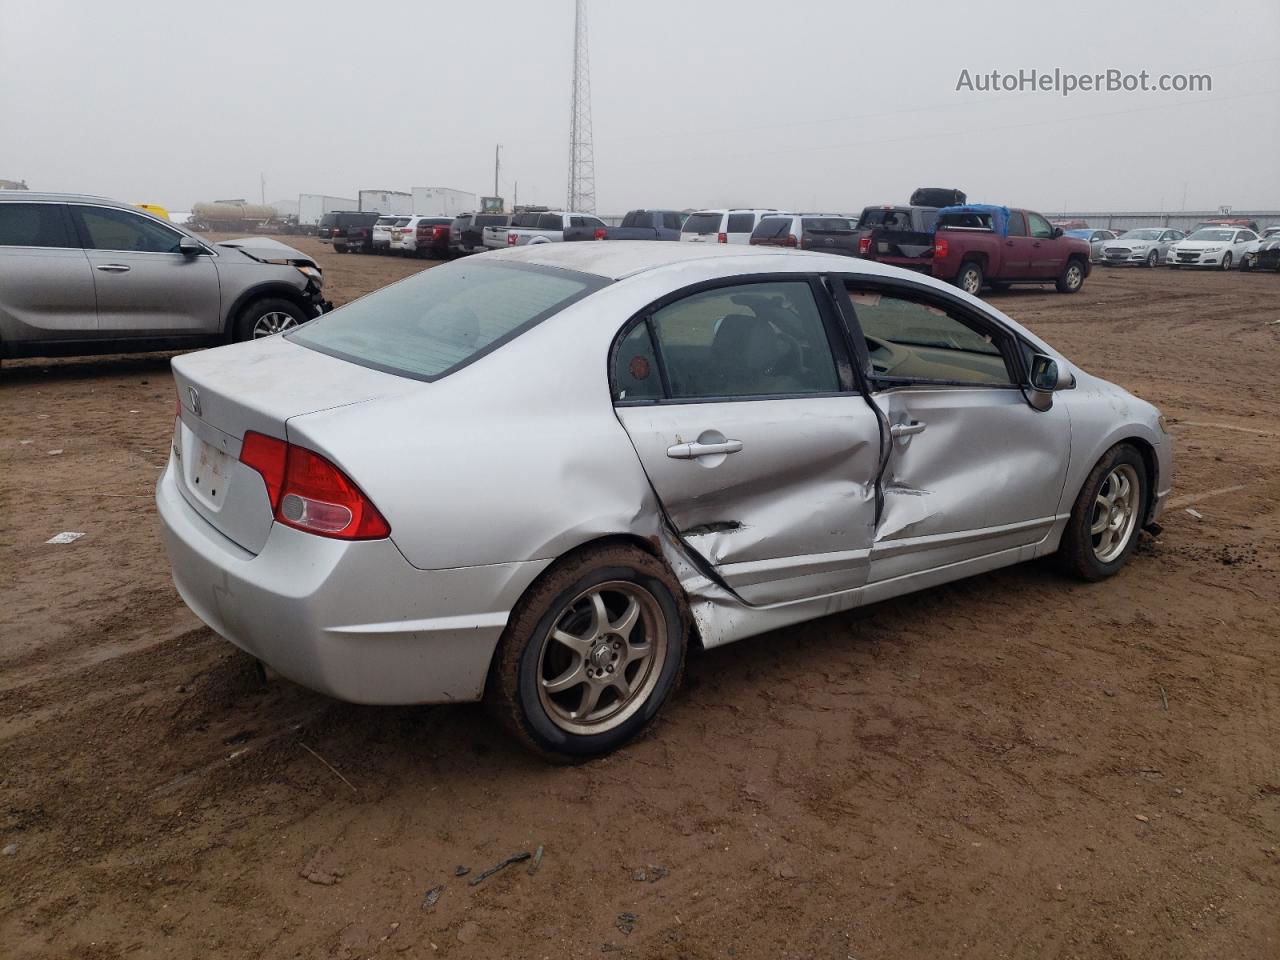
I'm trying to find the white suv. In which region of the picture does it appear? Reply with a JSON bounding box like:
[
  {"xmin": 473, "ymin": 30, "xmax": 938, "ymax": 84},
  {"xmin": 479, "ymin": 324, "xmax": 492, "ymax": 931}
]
[{"xmin": 680, "ymin": 208, "xmax": 787, "ymax": 245}]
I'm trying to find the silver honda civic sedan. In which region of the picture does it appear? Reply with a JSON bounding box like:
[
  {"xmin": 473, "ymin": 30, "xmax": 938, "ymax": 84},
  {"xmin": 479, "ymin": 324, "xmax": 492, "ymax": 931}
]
[{"xmin": 157, "ymin": 243, "xmax": 1173, "ymax": 759}]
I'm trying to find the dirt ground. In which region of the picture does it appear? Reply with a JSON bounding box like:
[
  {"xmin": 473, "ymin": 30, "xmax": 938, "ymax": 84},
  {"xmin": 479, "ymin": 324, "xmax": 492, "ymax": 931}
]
[{"xmin": 1, "ymin": 239, "xmax": 1277, "ymax": 960}]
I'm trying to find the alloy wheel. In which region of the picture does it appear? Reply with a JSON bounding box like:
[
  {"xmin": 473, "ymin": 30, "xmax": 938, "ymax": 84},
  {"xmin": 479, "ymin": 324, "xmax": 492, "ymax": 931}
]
[
  {"xmin": 252, "ymin": 311, "xmax": 299, "ymax": 338},
  {"xmin": 536, "ymin": 581, "xmax": 668, "ymax": 735},
  {"xmin": 1065, "ymin": 264, "xmax": 1083, "ymax": 289},
  {"xmin": 1090, "ymin": 463, "xmax": 1141, "ymax": 563}
]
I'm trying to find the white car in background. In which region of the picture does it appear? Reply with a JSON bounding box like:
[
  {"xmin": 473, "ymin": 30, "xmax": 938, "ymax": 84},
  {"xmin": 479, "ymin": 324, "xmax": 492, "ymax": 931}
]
[
  {"xmin": 680, "ymin": 209, "xmax": 788, "ymax": 245},
  {"xmin": 371, "ymin": 215, "xmax": 409, "ymax": 254},
  {"xmin": 1166, "ymin": 227, "xmax": 1258, "ymax": 269},
  {"xmin": 1100, "ymin": 228, "xmax": 1185, "ymax": 268},
  {"xmin": 1242, "ymin": 225, "xmax": 1280, "ymax": 270}
]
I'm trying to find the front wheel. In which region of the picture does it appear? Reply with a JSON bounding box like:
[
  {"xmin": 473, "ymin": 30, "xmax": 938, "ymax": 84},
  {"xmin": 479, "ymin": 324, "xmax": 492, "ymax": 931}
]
[
  {"xmin": 1220, "ymin": 252, "xmax": 1233, "ymax": 271},
  {"xmin": 489, "ymin": 545, "xmax": 688, "ymax": 761},
  {"xmin": 1146, "ymin": 250, "xmax": 1159, "ymax": 268},
  {"xmin": 1056, "ymin": 259, "xmax": 1086, "ymax": 293},
  {"xmin": 1241, "ymin": 253, "xmax": 1255, "ymax": 272},
  {"xmin": 234, "ymin": 297, "xmax": 308, "ymax": 342},
  {"xmin": 955, "ymin": 261, "xmax": 984, "ymax": 296},
  {"xmin": 1056, "ymin": 444, "xmax": 1147, "ymax": 581}
]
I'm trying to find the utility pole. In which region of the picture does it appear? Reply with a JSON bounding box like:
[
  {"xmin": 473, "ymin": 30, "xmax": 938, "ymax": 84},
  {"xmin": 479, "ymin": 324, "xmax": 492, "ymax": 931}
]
[
  {"xmin": 494, "ymin": 144, "xmax": 501, "ymax": 201},
  {"xmin": 566, "ymin": 0, "xmax": 596, "ymax": 212}
]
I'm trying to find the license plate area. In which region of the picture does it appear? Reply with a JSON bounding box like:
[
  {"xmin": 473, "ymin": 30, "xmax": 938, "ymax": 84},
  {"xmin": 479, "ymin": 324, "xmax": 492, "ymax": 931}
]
[{"xmin": 188, "ymin": 436, "xmax": 233, "ymax": 508}]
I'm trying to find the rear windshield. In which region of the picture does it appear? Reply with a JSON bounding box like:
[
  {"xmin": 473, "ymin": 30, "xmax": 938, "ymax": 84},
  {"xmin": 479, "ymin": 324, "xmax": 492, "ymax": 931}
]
[
  {"xmin": 803, "ymin": 217, "xmax": 854, "ymax": 232},
  {"xmin": 938, "ymin": 210, "xmax": 995, "ymax": 229},
  {"xmin": 289, "ymin": 262, "xmax": 606, "ymax": 381},
  {"xmin": 475, "ymin": 215, "xmax": 507, "ymax": 226},
  {"xmin": 858, "ymin": 208, "xmax": 912, "ymax": 230},
  {"xmin": 419, "ymin": 217, "xmax": 452, "ymax": 226},
  {"xmin": 682, "ymin": 212, "xmax": 723, "ymax": 234},
  {"xmin": 376, "ymin": 216, "xmax": 398, "ymax": 226},
  {"xmin": 750, "ymin": 217, "xmax": 791, "ymax": 239},
  {"xmin": 621, "ymin": 210, "xmax": 649, "ymax": 228}
]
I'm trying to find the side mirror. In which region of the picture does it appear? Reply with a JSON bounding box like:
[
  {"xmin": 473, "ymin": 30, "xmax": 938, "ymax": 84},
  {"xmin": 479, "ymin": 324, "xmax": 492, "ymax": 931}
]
[
  {"xmin": 1052, "ymin": 226, "xmax": 1064, "ymax": 239},
  {"xmin": 178, "ymin": 236, "xmax": 202, "ymax": 257},
  {"xmin": 1026, "ymin": 353, "xmax": 1070, "ymax": 411}
]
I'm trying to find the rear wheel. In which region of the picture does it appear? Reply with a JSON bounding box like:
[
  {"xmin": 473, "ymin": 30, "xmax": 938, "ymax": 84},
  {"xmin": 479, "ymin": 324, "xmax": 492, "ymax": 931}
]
[
  {"xmin": 489, "ymin": 545, "xmax": 687, "ymax": 761},
  {"xmin": 334, "ymin": 244, "xmax": 348, "ymax": 254},
  {"xmin": 955, "ymin": 261, "xmax": 984, "ymax": 296},
  {"xmin": 1056, "ymin": 258, "xmax": 1085, "ymax": 293},
  {"xmin": 1056, "ymin": 444, "xmax": 1147, "ymax": 581},
  {"xmin": 234, "ymin": 297, "xmax": 307, "ymax": 342}
]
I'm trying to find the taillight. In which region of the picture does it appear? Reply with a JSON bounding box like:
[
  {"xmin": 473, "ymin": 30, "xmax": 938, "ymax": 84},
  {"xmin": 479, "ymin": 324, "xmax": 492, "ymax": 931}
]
[
  {"xmin": 432, "ymin": 225, "xmax": 449, "ymax": 238},
  {"xmin": 507, "ymin": 232, "xmax": 517, "ymax": 246},
  {"xmin": 594, "ymin": 227, "xmax": 607, "ymax": 240},
  {"xmin": 858, "ymin": 235, "xmax": 871, "ymax": 255},
  {"xmin": 239, "ymin": 432, "xmax": 390, "ymax": 540},
  {"xmin": 786, "ymin": 234, "xmax": 798, "ymax": 247},
  {"xmin": 717, "ymin": 232, "xmax": 727, "ymax": 244},
  {"xmin": 933, "ymin": 236, "xmax": 949, "ymax": 259}
]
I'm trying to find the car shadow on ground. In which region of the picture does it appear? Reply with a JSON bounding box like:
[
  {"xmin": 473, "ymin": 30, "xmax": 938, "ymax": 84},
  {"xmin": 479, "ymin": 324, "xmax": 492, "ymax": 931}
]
[{"xmin": 0, "ymin": 352, "xmax": 180, "ymax": 385}]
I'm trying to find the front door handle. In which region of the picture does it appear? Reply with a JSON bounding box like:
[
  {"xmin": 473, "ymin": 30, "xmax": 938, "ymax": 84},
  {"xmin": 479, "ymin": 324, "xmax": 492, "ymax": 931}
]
[
  {"xmin": 667, "ymin": 439, "xmax": 744, "ymax": 459},
  {"xmin": 95, "ymin": 264, "xmax": 131, "ymax": 273},
  {"xmin": 890, "ymin": 421, "xmax": 927, "ymax": 438}
]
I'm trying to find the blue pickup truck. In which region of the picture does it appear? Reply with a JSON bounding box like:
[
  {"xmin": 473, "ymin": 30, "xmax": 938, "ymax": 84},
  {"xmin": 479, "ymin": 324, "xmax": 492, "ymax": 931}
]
[{"xmin": 599, "ymin": 209, "xmax": 684, "ymax": 241}]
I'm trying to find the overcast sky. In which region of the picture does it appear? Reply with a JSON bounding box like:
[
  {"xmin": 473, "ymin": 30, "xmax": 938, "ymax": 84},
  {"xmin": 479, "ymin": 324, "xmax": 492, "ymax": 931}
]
[{"xmin": 1, "ymin": 0, "xmax": 1276, "ymax": 215}]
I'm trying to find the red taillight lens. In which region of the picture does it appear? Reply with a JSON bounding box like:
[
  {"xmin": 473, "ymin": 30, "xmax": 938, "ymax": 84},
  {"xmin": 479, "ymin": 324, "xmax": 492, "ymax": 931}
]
[
  {"xmin": 594, "ymin": 227, "xmax": 607, "ymax": 240},
  {"xmin": 507, "ymin": 232, "xmax": 517, "ymax": 246},
  {"xmin": 239, "ymin": 432, "xmax": 389, "ymax": 540},
  {"xmin": 858, "ymin": 235, "xmax": 871, "ymax": 255},
  {"xmin": 717, "ymin": 232, "xmax": 727, "ymax": 243},
  {"xmin": 933, "ymin": 236, "xmax": 948, "ymax": 259},
  {"xmin": 433, "ymin": 225, "xmax": 449, "ymax": 238},
  {"xmin": 240, "ymin": 432, "xmax": 288, "ymax": 513}
]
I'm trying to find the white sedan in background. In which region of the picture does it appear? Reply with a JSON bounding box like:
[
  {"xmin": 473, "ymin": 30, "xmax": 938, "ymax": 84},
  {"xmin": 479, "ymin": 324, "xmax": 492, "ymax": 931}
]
[{"xmin": 1167, "ymin": 227, "xmax": 1259, "ymax": 269}]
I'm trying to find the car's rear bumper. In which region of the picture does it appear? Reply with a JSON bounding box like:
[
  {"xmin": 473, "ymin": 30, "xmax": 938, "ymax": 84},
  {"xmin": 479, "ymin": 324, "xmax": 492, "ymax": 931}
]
[{"xmin": 156, "ymin": 460, "xmax": 550, "ymax": 705}]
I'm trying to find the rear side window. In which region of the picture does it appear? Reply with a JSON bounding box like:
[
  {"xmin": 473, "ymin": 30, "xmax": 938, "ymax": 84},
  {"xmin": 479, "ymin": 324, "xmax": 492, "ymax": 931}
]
[
  {"xmin": 611, "ymin": 322, "xmax": 662, "ymax": 401},
  {"xmin": 663, "ymin": 212, "xmax": 683, "ymax": 230},
  {"xmin": 937, "ymin": 210, "xmax": 994, "ymax": 229},
  {"xmin": 643, "ymin": 281, "xmax": 839, "ymax": 399},
  {"xmin": 621, "ymin": 211, "xmax": 645, "ymax": 228},
  {"xmin": 726, "ymin": 213, "xmax": 756, "ymax": 234},
  {"xmin": 751, "ymin": 218, "xmax": 791, "ymax": 240},
  {"xmin": 682, "ymin": 212, "xmax": 723, "ymax": 234},
  {"xmin": 537, "ymin": 214, "xmax": 564, "ymax": 230},
  {"xmin": 78, "ymin": 206, "xmax": 183, "ymax": 253},
  {"xmin": 1007, "ymin": 212, "xmax": 1027, "ymax": 237},
  {"xmin": 0, "ymin": 203, "xmax": 76, "ymax": 248},
  {"xmin": 290, "ymin": 262, "xmax": 605, "ymax": 381},
  {"xmin": 859, "ymin": 208, "xmax": 910, "ymax": 229}
]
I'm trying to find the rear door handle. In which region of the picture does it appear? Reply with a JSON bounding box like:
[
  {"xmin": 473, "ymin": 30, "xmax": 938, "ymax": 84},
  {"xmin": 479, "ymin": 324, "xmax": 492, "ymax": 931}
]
[
  {"xmin": 890, "ymin": 421, "xmax": 927, "ymax": 438},
  {"xmin": 667, "ymin": 439, "xmax": 744, "ymax": 459},
  {"xmin": 95, "ymin": 264, "xmax": 131, "ymax": 273}
]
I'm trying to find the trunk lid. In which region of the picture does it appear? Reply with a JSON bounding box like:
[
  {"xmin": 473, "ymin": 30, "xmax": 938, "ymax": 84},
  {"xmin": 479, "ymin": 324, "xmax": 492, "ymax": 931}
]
[{"xmin": 170, "ymin": 336, "xmax": 419, "ymax": 553}]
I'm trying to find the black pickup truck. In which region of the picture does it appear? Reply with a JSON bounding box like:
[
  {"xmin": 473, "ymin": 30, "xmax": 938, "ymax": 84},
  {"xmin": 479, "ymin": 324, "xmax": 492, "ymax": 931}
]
[
  {"xmin": 599, "ymin": 209, "xmax": 684, "ymax": 241},
  {"xmin": 855, "ymin": 205, "xmax": 940, "ymax": 270}
]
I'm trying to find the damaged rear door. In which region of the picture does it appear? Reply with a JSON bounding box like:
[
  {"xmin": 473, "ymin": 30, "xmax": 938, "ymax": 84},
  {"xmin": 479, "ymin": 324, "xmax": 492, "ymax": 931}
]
[
  {"xmin": 611, "ymin": 277, "xmax": 881, "ymax": 606},
  {"xmin": 834, "ymin": 278, "xmax": 1070, "ymax": 583}
]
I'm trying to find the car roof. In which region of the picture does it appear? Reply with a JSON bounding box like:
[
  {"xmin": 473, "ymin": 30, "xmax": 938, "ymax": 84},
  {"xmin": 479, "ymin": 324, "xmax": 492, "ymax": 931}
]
[
  {"xmin": 0, "ymin": 191, "xmax": 133, "ymax": 209},
  {"xmin": 485, "ymin": 239, "xmax": 921, "ymax": 281}
]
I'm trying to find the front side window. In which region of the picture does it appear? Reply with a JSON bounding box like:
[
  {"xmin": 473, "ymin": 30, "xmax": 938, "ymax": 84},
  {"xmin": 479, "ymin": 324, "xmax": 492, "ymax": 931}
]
[
  {"xmin": 847, "ymin": 287, "xmax": 1012, "ymax": 386},
  {"xmin": 1027, "ymin": 213, "xmax": 1054, "ymax": 238},
  {"xmin": 642, "ymin": 281, "xmax": 839, "ymax": 399},
  {"xmin": 290, "ymin": 262, "xmax": 605, "ymax": 381},
  {"xmin": 726, "ymin": 213, "xmax": 756, "ymax": 234},
  {"xmin": 0, "ymin": 203, "xmax": 76, "ymax": 248},
  {"xmin": 79, "ymin": 206, "xmax": 183, "ymax": 253}
]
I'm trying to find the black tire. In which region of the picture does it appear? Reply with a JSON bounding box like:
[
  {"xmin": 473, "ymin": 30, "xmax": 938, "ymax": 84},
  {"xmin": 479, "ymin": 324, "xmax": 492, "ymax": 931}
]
[
  {"xmin": 1056, "ymin": 258, "xmax": 1086, "ymax": 293},
  {"xmin": 1146, "ymin": 250, "xmax": 1159, "ymax": 268},
  {"xmin": 334, "ymin": 244, "xmax": 348, "ymax": 254},
  {"xmin": 1056, "ymin": 443, "xmax": 1148, "ymax": 582},
  {"xmin": 1241, "ymin": 254, "xmax": 1254, "ymax": 272},
  {"xmin": 488, "ymin": 545, "xmax": 688, "ymax": 761},
  {"xmin": 234, "ymin": 297, "xmax": 308, "ymax": 342},
  {"xmin": 955, "ymin": 261, "xmax": 984, "ymax": 296},
  {"xmin": 1220, "ymin": 252, "xmax": 1233, "ymax": 271}
]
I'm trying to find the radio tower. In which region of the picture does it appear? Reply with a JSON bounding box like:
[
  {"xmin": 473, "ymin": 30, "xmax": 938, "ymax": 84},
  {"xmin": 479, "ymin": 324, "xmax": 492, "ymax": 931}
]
[{"xmin": 566, "ymin": 0, "xmax": 596, "ymax": 213}]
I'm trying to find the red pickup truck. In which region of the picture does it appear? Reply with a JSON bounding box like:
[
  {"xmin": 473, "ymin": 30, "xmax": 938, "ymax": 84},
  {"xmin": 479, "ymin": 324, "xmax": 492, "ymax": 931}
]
[{"xmin": 931, "ymin": 205, "xmax": 1091, "ymax": 295}]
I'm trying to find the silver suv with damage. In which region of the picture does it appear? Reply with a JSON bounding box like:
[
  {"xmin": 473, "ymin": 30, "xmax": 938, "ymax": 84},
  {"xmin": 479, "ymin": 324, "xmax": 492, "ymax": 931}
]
[{"xmin": 0, "ymin": 192, "xmax": 330, "ymax": 360}]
